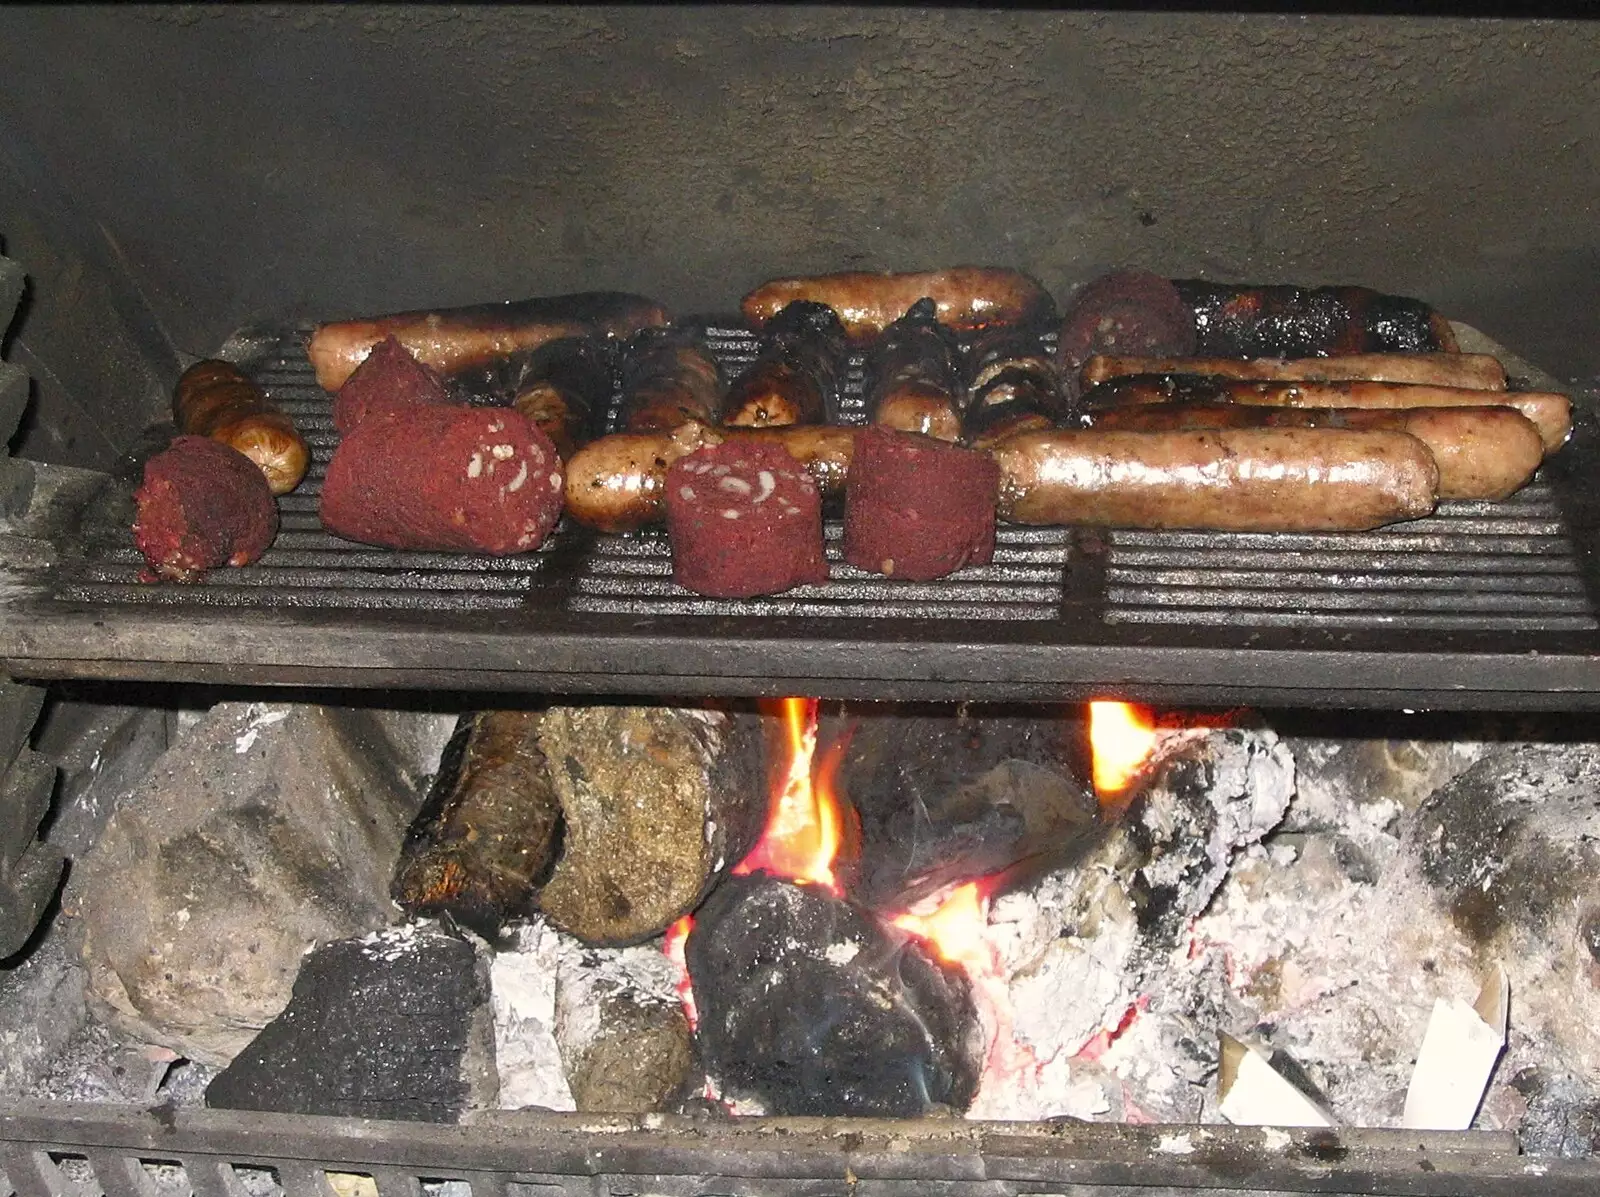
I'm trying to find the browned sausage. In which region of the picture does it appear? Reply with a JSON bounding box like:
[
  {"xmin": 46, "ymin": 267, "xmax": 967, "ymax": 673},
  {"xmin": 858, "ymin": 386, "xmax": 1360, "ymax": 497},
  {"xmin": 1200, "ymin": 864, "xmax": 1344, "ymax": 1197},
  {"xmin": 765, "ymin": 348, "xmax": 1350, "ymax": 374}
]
[
  {"xmin": 307, "ymin": 291, "xmax": 669, "ymax": 391},
  {"xmin": 564, "ymin": 423, "xmax": 856, "ymax": 533},
  {"xmin": 173, "ymin": 360, "xmax": 309, "ymax": 496},
  {"xmin": 619, "ymin": 327, "xmax": 723, "ymax": 433},
  {"xmin": 1080, "ymin": 352, "xmax": 1507, "ymax": 391},
  {"xmin": 1087, "ymin": 404, "xmax": 1543, "ymax": 501},
  {"xmin": 722, "ymin": 301, "xmax": 847, "ymax": 427},
  {"xmin": 741, "ymin": 267, "xmax": 1054, "ymax": 346},
  {"xmin": 1085, "ymin": 375, "xmax": 1571, "ymax": 452},
  {"xmin": 864, "ymin": 297, "xmax": 964, "ymax": 441},
  {"xmin": 991, "ymin": 428, "xmax": 1439, "ymax": 531}
]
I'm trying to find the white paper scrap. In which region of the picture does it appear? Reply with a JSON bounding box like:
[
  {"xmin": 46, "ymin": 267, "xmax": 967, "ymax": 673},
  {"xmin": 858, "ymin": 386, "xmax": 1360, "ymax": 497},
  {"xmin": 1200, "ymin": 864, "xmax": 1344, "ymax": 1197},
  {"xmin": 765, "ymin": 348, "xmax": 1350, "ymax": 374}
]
[
  {"xmin": 1216, "ymin": 1033, "xmax": 1337, "ymax": 1128},
  {"xmin": 1402, "ymin": 963, "xmax": 1509, "ymax": 1131}
]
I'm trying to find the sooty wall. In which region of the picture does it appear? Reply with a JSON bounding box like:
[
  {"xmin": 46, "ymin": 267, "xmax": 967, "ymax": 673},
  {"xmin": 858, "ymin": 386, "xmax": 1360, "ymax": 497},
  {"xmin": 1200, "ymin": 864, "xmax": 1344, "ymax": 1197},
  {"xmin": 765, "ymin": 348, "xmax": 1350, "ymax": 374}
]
[{"xmin": 1, "ymin": 6, "xmax": 1596, "ymax": 468}]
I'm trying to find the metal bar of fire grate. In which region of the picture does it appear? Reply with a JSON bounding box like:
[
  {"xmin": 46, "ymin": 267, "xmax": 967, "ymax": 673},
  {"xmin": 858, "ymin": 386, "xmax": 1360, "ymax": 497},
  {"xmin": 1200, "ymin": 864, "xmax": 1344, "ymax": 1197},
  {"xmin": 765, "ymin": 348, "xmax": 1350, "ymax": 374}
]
[{"xmin": 3, "ymin": 1101, "xmax": 1598, "ymax": 1197}]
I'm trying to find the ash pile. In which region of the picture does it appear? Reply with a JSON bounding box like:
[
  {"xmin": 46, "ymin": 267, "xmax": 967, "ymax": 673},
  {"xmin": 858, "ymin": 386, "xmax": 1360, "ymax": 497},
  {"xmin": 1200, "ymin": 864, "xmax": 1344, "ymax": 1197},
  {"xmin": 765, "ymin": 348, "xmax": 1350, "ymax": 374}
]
[{"xmin": 4, "ymin": 692, "xmax": 1600, "ymax": 1158}]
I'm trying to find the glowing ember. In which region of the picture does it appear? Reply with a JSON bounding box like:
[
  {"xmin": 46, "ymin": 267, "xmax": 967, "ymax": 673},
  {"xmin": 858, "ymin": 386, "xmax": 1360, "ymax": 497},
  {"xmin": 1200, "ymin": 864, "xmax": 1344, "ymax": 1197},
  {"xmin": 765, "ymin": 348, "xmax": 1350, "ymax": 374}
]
[
  {"xmin": 732, "ymin": 697, "xmax": 844, "ymax": 894},
  {"xmin": 1089, "ymin": 700, "xmax": 1160, "ymax": 798}
]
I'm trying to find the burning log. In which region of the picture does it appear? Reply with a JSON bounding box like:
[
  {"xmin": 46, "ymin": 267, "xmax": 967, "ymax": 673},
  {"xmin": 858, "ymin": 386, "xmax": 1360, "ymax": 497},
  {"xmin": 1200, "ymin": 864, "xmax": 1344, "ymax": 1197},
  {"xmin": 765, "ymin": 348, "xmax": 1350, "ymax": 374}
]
[
  {"xmin": 822, "ymin": 703, "xmax": 1101, "ymax": 909},
  {"xmin": 534, "ymin": 705, "xmax": 768, "ymax": 946},
  {"xmin": 685, "ymin": 872, "xmax": 983, "ymax": 1117},
  {"xmin": 391, "ymin": 710, "xmax": 561, "ymax": 940}
]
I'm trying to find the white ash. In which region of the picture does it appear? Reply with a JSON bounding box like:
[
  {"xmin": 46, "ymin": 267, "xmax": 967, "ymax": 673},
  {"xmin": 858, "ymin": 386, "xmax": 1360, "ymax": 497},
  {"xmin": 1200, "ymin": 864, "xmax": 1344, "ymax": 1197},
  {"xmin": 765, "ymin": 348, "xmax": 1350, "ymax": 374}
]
[{"xmin": 491, "ymin": 917, "xmax": 682, "ymax": 1111}]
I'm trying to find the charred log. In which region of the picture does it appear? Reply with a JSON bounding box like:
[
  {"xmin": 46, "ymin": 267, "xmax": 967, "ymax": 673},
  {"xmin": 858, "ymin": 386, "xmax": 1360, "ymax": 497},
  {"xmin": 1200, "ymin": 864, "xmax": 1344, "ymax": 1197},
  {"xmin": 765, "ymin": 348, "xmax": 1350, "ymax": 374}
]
[
  {"xmin": 685, "ymin": 872, "xmax": 982, "ymax": 1117},
  {"xmin": 391, "ymin": 710, "xmax": 561, "ymax": 941}
]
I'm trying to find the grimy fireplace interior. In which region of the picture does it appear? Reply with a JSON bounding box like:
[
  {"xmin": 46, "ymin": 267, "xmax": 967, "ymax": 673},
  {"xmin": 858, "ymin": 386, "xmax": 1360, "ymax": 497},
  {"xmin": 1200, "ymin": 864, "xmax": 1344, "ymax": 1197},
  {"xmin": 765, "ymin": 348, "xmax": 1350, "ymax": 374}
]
[{"xmin": 2, "ymin": 6, "xmax": 1600, "ymax": 1197}]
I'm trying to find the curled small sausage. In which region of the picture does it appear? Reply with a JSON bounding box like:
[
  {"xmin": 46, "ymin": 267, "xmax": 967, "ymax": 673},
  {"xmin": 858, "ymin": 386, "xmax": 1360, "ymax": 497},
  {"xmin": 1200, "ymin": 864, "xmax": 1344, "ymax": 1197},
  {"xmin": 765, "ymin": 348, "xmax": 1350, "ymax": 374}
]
[
  {"xmin": 863, "ymin": 298, "xmax": 965, "ymax": 441},
  {"xmin": 619, "ymin": 327, "xmax": 724, "ymax": 433},
  {"xmin": 961, "ymin": 324, "xmax": 1071, "ymax": 450},
  {"xmin": 722, "ymin": 301, "xmax": 847, "ymax": 427},
  {"xmin": 174, "ymin": 360, "xmax": 309, "ymax": 496}
]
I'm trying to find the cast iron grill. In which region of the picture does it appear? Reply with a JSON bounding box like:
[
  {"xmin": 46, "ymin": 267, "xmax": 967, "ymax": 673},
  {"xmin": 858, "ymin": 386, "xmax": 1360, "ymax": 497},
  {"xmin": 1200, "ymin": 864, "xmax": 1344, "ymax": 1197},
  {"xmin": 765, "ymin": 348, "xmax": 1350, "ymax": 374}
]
[{"xmin": 6, "ymin": 321, "xmax": 1600, "ymax": 707}]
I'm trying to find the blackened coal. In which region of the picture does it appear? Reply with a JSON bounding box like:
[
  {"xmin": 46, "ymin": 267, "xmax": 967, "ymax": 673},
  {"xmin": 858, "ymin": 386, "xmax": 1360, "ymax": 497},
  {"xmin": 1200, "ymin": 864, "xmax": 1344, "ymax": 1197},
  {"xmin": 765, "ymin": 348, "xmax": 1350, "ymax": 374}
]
[
  {"xmin": 205, "ymin": 924, "xmax": 494, "ymax": 1122},
  {"xmin": 822, "ymin": 703, "xmax": 1098, "ymax": 909},
  {"xmin": 685, "ymin": 873, "xmax": 982, "ymax": 1117}
]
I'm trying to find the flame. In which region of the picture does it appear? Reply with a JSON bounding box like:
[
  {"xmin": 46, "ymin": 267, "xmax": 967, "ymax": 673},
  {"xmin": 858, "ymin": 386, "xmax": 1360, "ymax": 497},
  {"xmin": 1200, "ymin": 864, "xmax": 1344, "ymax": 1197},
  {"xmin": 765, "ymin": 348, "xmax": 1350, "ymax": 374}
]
[
  {"xmin": 662, "ymin": 915, "xmax": 699, "ymax": 1033},
  {"xmin": 732, "ymin": 697, "xmax": 844, "ymax": 894},
  {"xmin": 1088, "ymin": 700, "xmax": 1159, "ymax": 798}
]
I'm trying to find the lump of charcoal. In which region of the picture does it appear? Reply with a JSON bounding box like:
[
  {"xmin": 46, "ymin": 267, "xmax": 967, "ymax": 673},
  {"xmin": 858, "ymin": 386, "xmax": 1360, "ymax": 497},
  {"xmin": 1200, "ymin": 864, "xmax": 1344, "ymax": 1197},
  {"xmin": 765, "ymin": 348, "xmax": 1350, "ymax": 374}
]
[
  {"xmin": 205, "ymin": 923, "xmax": 497, "ymax": 1122},
  {"xmin": 824, "ymin": 702, "xmax": 1099, "ymax": 909},
  {"xmin": 1056, "ymin": 270, "xmax": 1197, "ymax": 374},
  {"xmin": 320, "ymin": 405, "xmax": 563, "ymax": 554},
  {"xmin": 842, "ymin": 426, "xmax": 998, "ymax": 581},
  {"xmin": 132, "ymin": 435, "xmax": 277, "ymax": 581},
  {"xmin": 331, "ymin": 334, "xmax": 455, "ymax": 433},
  {"xmin": 665, "ymin": 440, "xmax": 827, "ymax": 598},
  {"xmin": 686, "ymin": 873, "xmax": 982, "ymax": 1117}
]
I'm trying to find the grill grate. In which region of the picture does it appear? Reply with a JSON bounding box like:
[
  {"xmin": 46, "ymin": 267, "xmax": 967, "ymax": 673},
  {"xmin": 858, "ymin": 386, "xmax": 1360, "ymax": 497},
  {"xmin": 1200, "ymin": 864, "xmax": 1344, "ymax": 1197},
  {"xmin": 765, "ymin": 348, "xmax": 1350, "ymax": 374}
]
[{"xmin": 1103, "ymin": 483, "xmax": 1594, "ymax": 631}]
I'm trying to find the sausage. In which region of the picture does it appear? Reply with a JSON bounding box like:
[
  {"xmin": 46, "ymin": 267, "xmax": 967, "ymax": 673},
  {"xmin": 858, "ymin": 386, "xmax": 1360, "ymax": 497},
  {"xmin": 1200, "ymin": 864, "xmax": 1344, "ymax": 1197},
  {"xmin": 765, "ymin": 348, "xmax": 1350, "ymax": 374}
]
[
  {"xmin": 991, "ymin": 428, "xmax": 1439, "ymax": 532},
  {"xmin": 1080, "ymin": 352, "xmax": 1507, "ymax": 392},
  {"xmin": 173, "ymin": 359, "xmax": 309, "ymax": 496},
  {"xmin": 721, "ymin": 301, "xmax": 847, "ymax": 427},
  {"xmin": 863, "ymin": 297, "xmax": 965, "ymax": 441},
  {"xmin": 741, "ymin": 267, "xmax": 1054, "ymax": 346},
  {"xmin": 1087, "ymin": 404, "xmax": 1544, "ymax": 502},
  {"xmin": 564, "ymin": 422, "xmax": 855, "ymax": 533},
  {"xmin": 618, "ymin": 327, "xmax": 724, "ymax": 433},
  {"xmin": 446, "ymin": 336, "xmax": 612, "ymax": 460},
  {"xmin": 307, "ymin": 291, "xmax": 669, "ymax": 391},
  {"xmin": 1171, "ymin": 281, "xmax": 1459, "ymax": 357},
  {"xmin": 961, "ymin": 324, "xmax": 1071, "ymax": 450},
  {"xmin": 1082, "ymin": 375, "xmax": 1571, "ymax": 452}
]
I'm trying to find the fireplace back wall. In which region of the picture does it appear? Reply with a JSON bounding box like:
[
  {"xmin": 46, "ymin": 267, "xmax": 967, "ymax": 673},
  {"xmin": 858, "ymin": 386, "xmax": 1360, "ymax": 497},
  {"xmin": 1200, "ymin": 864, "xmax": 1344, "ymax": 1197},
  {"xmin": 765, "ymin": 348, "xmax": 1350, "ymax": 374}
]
[{"xmin": 0, "ymin": 6, "xmax": 1596, "ymax": 468}]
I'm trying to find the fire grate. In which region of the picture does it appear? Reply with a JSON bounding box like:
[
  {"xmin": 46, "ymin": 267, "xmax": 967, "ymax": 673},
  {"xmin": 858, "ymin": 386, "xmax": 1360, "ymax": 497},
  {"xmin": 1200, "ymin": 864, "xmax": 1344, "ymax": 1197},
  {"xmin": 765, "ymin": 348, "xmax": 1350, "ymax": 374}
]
[{"xmin": 3, "ymin": 1100, "xmax": 1597, "ymax": 1197}]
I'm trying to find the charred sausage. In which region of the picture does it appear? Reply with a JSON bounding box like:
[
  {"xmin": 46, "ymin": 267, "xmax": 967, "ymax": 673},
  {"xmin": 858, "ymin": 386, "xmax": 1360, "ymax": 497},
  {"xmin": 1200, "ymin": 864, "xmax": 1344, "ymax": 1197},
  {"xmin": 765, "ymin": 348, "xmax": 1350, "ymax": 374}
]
[
  {"xmin": 991, "ymin": 428, "xmax": 1439, "ymax": 532},
  {"xmin": 618, "ymin": 327, "xmax": 724, "ymax": 433},
  {"xmin": 741, "ymin": 267, "xmax": 1054, "ymax": 346},
  {"xmin": 173, "ymin": 360, "xmax": 309, "ymax": 496},
  {"xmin": 1172, "ymin": 281, "xmax": 1459, "ymax": 357},
  {"xmin": 1083, "ymin": 375, "xmax": 1571, "ymax": 452},
  {"xmin": 721, "ymin": 301, "xmax": 847, "ymax": 427},
  {"xmin": 447, "ymin": 336, "xmax": 613, "ymax": 460},
  {"xmin": 962, "ymin": 323, "xmax": 1071, "ymax": 449},
  {"xmin": 863, "ymin": 297, "xmax": 965, "ymax": 441},
  {"xmin": 307, "ymin": 291, "xmax": 669, "ymax": 391},
  {"xmin": 1087, "ymin": 404, "xmax": 1543, "ymax": 502},
  {"xmin": 1080, "ymin": 352, "xmax": 1507, "ymax": 392},
  {"xmin": 564, "ymin": 422, "xmax": 855, "ymax": 533}
]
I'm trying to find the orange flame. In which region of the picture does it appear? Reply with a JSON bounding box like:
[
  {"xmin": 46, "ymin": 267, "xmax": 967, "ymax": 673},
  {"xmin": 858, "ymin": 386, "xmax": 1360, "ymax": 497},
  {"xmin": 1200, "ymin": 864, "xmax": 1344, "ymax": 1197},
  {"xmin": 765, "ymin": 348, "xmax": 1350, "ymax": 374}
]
[
  {"xmin": 732, "ymin": 697, "xmax": 844, "ymax": 894},
  {"xmin": 662, "ymin": 915, "xmax": 699, "ymax": 1032},
  {"xmin": 1088, "ymin": 700, "xmax": 1160, "ymax": 798},
  {"xmin": 891, "ymin": 882, "xmax": 994, "ymax": 974}
]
